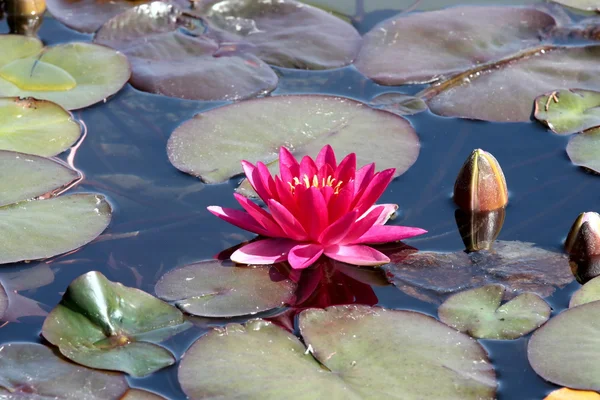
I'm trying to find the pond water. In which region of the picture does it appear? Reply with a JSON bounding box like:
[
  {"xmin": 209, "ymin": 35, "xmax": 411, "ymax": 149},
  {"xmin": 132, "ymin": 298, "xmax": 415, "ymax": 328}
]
[{"xmin": 0, "ymin": 1, "xmax": 598, "ymax": 399}]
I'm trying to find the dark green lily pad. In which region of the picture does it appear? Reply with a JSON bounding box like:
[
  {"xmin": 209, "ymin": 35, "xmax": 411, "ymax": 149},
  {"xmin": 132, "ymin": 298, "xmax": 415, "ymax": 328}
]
[
  {"xmin": 42, "ymin": 271, "xmax": 190, "ymax": 377},
  {"xmin": 0, "ymin": 150, "xmax": 80, "ymax": 207},
  {"xmin": 155, "ymin": 260, "xmax": 296, "ymax": 318},
  {"xmin": 551, "ymin": 0, "xmax": 600, "ymax": 11},
  {"xmin": 570, "ymin": 275, "xmax": 600, "ymax": 308},
  {"xmin": 0, "ymin": 194, "xmax": 112, "ymax": 265},
  {"xmin": 528, "ymin": 301, "xmax": 600, "ymax": 390},
  {"xmin": 167, "ymin": 95, "xmax": 419, "ymax": 184},
  {"xmin": 438, "ymin": 284, "xmax": 551, "ymax": 340},
  {"xmin": 384, "ymin": 241, "xmax": 573, "ymax": 304},
  {"xmin": 0, "ymin": 97, "xmax": 82, "ymax": 156},
  {"xmin": 354, "ymin": 6, "xmax": 555, "ymax": 85},
  {"xmin": 0, "ymin": 343, "xmax": 129, "ymax": 399},
  {"xmin": 534, "ymin": 89, "xmax": 600, "ymax": 135},
  {"xmin": 0, "ymin": 35, "xmax": 130, "ymax": 110},
  {"xmin": 179, "ymin": 305, "xmax": 496, "ymax": 399},
  {"xmin": 369, "ymin": 93, "xmax": 428, "ymax": 116},
  {"xmin": 121, "ymin": 389, "xmax": 166, "ymax": 400},
  {"xmin": 566, "ymin": 127, "xmax": 600, "ymax": 173}
]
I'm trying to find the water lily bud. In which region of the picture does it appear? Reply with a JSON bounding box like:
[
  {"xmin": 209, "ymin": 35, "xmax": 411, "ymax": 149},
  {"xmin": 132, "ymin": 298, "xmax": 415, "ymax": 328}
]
[
  {"xmin": 455, "ymin": 208, "xmax": 505, "ymax": 252},
  {"xmin": 454, "ymin": 149, "xmax": 508, "ymax": 212},
  {"xmin": 3, "ymin": 0, "xmax": 46, "ymax": 36},
  {"xmin": 565, "ymin": 212, "xmax": 600, "ymax": 256}
]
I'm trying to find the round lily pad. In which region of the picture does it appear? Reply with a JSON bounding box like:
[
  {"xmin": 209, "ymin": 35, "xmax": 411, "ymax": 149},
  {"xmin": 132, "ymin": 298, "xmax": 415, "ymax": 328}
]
[
  {"xmin": 534, "ymin": 89, "xmax": 600, "ymax": 135},
  {"xmin": 566, "ymin": 127, "xmax": 600, "ymax": 174},
  {"xmin": 94, "ymin": 2, "xmax": 278, "ymax": 101},
  {"xmin": 570, "ymin": 275, "xmax": 600, "ymax": 308},
  {"xmin": 551, "ymin": 0, "xmax": 600, "ymax": 11},
  {"xmin": 0, "ymin": 150, "xmax": 80, "ymax": 207},
  {"xmin": 354, "ymin": 6, "xmax": 555, "ymax": 85},
  {"xmin": 42, "ymin": 271, "xmax": 191, "ymax": 377},
  {"xmin": 155, "ymin": 260, "xmax": 296, "ymax": 318},
  {"xmin": 179, "ymin": 305, "xmax": 497, "ymax": 399},
  {"xmin": 528, "ymin": 301, "xmax": 600, "ymax": 390},
  {"xmin": 0, "ymin": 194, "xmax": 112, "ymax": 264},
  {"xmin": 438, "ymin": 284, "xmax": 551, "ymax": 340},
  {"xmin": 0, "ymin": 35, "xmax": 130, "ymax": 110},
  {"xmin": 167, "ymin": 95, "xmax": 420, "ymax": 184},
  {"xmin": 0, "ymin": 97, "xmax": 82, "ymax": 156},
  {"xmin": 0, "ymin": 342, "xmax": 129, "ymax": 399},
  {"xmin": 369, "ymin": 93, "xmax": 428, "ymax": 116}
]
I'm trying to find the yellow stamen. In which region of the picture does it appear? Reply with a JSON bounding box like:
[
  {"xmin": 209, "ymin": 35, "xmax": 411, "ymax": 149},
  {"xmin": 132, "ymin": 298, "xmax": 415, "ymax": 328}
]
[
  {"xmin": 287, "ymin": 174, "xmax": 344, "ymax": 194},
  {"xmin": 303, "ymin": 175, "xmax": 310, "ymax": 188}
]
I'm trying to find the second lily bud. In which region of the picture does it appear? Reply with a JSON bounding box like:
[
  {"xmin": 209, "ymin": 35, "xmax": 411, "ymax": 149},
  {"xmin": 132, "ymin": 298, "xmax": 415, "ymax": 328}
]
[{"xmin": 565, "ymin": 212, "xmax": 600, "ymax": 283}]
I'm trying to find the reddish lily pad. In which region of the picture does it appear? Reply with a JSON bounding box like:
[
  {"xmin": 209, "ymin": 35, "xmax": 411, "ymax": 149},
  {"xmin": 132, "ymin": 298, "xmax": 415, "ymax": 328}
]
[
  {"xmin": 167, "ymin": 95, "xmax": 420, "ymax": 184},
  {"xmin": 94, "ymin": 2, "xmax": 278, "ymax": 101},
  {"xmin": 438, "ymin": 284, "xmax": 551, "ymax": 340},
  {"xmin": 369, "ymin": 93, "xmax": 428, "ymax": 116},
  {"xmin": 179, "ymin": 305, "xmax": 496, "ymax": 399},
  {"xmin": 0, "ymin": 343, "xmax": 129, "ymax": 399},
  {"xmin": 0, "ymin": 97, "xmax": 82, "ymax": 157},
  {"xmin": 384, "ymin": 241, "xmax": 573, "ymax": 304},
  {"xmin": 566, "ymin": 127, "xmax": 600, "ymax": 173},
  {"xmin": 551, "ymin": 0, "xmax": 600, "ymax": 11},
  {"xmin": 354, "ymin": 6, "xmax": 555, "ymax": 85},
  {"xmin": 528, "ymin": 301, "xmax": 600, "ymax": 390},
  {"xmin": 0, "ymin": 194, "xmax": 112, "ymax": 265},
  {"xmin": 42, "ymin": 271, "xmax": 191, "ymax": 377},
  {"xmin": 569, "ymin": 275, "xmax": 600, "ymax": 308},
  {"xmin": 155, "ymin": 260, "xmax": 296, "ymax": 318},
  {"xmin": 534, "ymin": 89, "xmax": 600, "ymax": 135}
]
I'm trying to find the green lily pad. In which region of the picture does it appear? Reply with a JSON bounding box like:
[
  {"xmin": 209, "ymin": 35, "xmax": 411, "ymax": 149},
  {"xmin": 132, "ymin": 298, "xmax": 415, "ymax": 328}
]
[
  {"xmin": 0, "ymin": 342, "xmax": 129, "ymax": 399},
  {"xmin": 0, "ymin": 194, "xmax": 112, "ymax": 264},
  {"xmin": 438, "ymin": 284, "xmax": 551, "ymax": 340},
  {"xmin": 0, "ymin": 36, "xmax": 130, "ymax": 110},
  {"xmin": 167, "ymin": 95, "xmax": 420, "ymax": 184},
  {"xmin": 0, "ymin": 150, "xmax": 80, "ymax": 207},
  {"xmin": 534, "ymin": 89, "xmax": 600, "ymax": 135},
  {"xmin": 0, "ymin": 281, "xmax": 7, "ymax": 320},
  {"xmin": 528, "ymin": 301, "xmax": 600, "ymax": 390},
  {"xmin": 155, "ymin": 260, "xmax": 297, "ymax": 318},
  {"xmin": 0, "ymin": 97, "xmax": 82, "ymax": 157},
  {"xmin": 566, "ymin": 127, "xmax": 600, "ymax": 173},
  {"xmin": 570, "ymin": 275, "xmax": 600, "ymax": 308},
  {"xmin": 369, "ymin": 93, "xmax": 428, "ymax": 116},
  {"xmin": 121, "ymin": 389, "xmax": 166, "ymax": 400},
  {"xmin": 179, "ymin": 305, "xmax": 497, "ymax": 399},
  {"xmin": 42, "ymin": 271, "xmax": 191, "ymax": 377},
  {"xmin": 551, "ymin": 0, "xmax": 600, "ymax": 11}
]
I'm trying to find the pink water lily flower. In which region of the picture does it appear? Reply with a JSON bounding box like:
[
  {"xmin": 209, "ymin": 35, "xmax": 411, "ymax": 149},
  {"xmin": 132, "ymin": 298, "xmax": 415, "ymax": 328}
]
[{"xmin": 208, "ymin": 145, "xmax": 426, "ymax": 269}]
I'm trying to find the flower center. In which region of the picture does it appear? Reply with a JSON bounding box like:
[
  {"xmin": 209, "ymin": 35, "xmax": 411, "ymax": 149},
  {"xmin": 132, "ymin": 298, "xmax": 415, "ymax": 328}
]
[{"xmin": 288, "ymin": 174, "xmax": 343, "ymax": 194}]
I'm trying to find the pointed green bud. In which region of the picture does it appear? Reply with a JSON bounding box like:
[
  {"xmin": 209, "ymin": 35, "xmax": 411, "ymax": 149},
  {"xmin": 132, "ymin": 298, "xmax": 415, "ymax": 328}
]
[
  {"xmin": 454, "ymin": 149, "xmax": 508, "ymax": 212},
  {"xmin": 455, "ymin": 208, "xmax": 505, "ymax": 252}
]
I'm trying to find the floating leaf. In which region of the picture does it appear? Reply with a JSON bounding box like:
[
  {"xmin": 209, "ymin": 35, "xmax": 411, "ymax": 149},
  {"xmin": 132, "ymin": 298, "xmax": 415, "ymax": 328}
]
[
  {"xmin": 0, "ymin": 36, "xmax": 130, "ymax": 110},
  {"xmin": 354, "ymin": 6, "xmax": 555, "ymax": 85},
  {"xmin": 121, "ymin": 389, "xmax": 167, "ymax": 400},
  {"xmin": 438, "ymin": 284, "xmax": 550, "ymax": 340},
  {"xmin": 0, "ymin": 281, "xmax": 7, "ymax": 320},
  {"xmin": 94, "ymin": 2, "xmax": 278, "ymax": 101},
  {"xmin": 569, "ymin": 275, "xmax": 600, "ymax": 307},
  {"xmin": 424, "ymin": 45, "xmax": 600, "ymax": 122},
  {"xmin": 0, "ymin": 194, "xmax": 111, "ymax": 264},
  {"xmin": 179, "ymin": 305, "xmax": 497, "ymax": 399},
  {"xmin": 534, "ymin": 89, "xmax": 600, "ymax": 135},
  {"xmin": 167, "ymin": 95, "xmax": 419, "ymax": 184},
  {"xmin": 528, "ymin": 301, "xmax": 600, "ymax": 390},
  {"xmin": 155, "ymin": 260, "xmax": 296, "ymax": 318},
  {"xmin": 0, "ymin": 343, "xmax": 129, "ymax": 399},
  {"xmin": 544, "ymin": 388, "xmax": 600, "ymax": 400},
  {"xmin": 42, "ymin": 271, "xmax": 190, "ymax": 377},
  {"xmin": 551, "ymin": 0, "xmax": 600, "ymax": 11},
  {"xmin": 369, "ymin": 93, "xmax": 428, "ymax": 116},
  {"xmin": 567, "ymin": 127, "xmax": 600, "ymax": 173},
  {"xmin": 384, "ymin": 241, "xmax": 573, "ymax": 304},
  {"xmin": 0, "ymin": 150, "xmax": 79, "ymax": 207}
]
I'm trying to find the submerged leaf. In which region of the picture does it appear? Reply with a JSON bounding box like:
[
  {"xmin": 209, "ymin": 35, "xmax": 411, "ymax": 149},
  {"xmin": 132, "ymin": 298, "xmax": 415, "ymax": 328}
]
[
  {"xmin": 534, "ymin": 89, "xmax": 600, "ymax": 135},
  {"xmin": 369, "ymin": 93, "xmax": 428, "ymax": 116},
  {"xmin": 566, "ymin": 127, "xmax": 600, "ymax": 173},
  {"xmin": 42, "ymin": 271, "xmax": 190, "ymax": 377},
  {"xmin": 0, "ymin": 264, "xmax": 54, "ymax": 321}
]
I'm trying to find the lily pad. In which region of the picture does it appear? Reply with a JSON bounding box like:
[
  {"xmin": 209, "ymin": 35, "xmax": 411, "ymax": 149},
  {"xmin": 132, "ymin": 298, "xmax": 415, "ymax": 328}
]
[
  {"xmin": 0, "ymin": 35, "xmax": 130, "ymax": 110},
  {"xmin": 167, "ymin": 95, "xmax": 420, "ymax": 184},
  {"xmin": 354, "ymin": 6, "xmax": 555, "ymax": 85},
  {"xmin": 94, "ymin": 2, "xmax": 278, "ymax": 101},
  {"xmin": 0, "ymin": 97, "xmax": 82, "ymax": 156},
  {"xmin": 0, "ymin": 150, "xmax": 80, "ymax": 207},
  {"xmin": 534, "ymin": 89, "xmax": 600, "ymax": 135},
  {"xmin": 0, "ymin": 342, "xmax": 129, "ymax": 399},
  {"xmin": 551, "ymin": 0, "xmax": 600, "ymax": 11},
  {"xmin": 438, "ymin": 284, "xmax": 551, "ymax": 340},
  {"xmin": 384, "ymin": 241, "xmax": 573, "ymax": 304},
  {"xmin": 369, "ymin": 93, "xmax": 428, "ymax": 116},
  {"xmin": 528, "ymin": 301, "xmax": 600, "ymax": 390},
  {"xmin": 179, "ymin": 305, "xmax": 497, "ymax": 399},
  {"xmin": 155, "ymin": 260, "xmax": 296, "ymax": 318},
  {"xmin": 0, "ymin": 281, "xmax": 7, "ymax": 319},
  {"xmin": 566, "ymin": 127, "xmax": 600, "ymax": 173},
  {"xmin": 569, "ymin": 275, "xmax": 600, "ymax": 307},
  {"xmin": 42, "ymin": 271, "xmax": 190, "ymax": 377},
  {"xmin": 121, "ymin": 389, "xmax": 166, "ymax": 400},
  {"xmin": 0, "ymin": 194, "xmax": 112, "ymax": 264}
]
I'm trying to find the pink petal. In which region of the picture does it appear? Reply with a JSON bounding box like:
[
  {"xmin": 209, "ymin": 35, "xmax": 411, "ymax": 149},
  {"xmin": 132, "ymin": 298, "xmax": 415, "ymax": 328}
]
[
  {"xmin": 315, "ymin": 145, "xmax": 337, "ymax": 170},
  {"xmin": 353, "ymin": 163, "xmax": 375, "ymax": 196},
  {"xmin": 328, "ymin": 181, "xmax": 354, "ymax": 222},
  {"xmin": 274, "ymin": 176, "xmax": 298, "ymax": 214},
  {"xmin": 256, "ymin": 162, "xmax": 277, "ymax": 200},
  {"xmin": 207, "ymin": 206, "xmax": 270, "ymax": 236},
  {"xmin": 231, "ymin": 238, "xmax": 297, "ymax": 265},
  {"xmin": 299, "ymin": 155, "xmax": 318, "ymax": 180},
  {"xmin": 320, "ymin": 185, "xmax": 334, "ymax": 206},
  {"xmin": 267, "ymin": 199, "xmax": 309, "ymax": 241},
  {"xmin": 352, "ymin": 168, "xmax": 396, "ymax": 216},
  {"xmin": 279, "ymin": 147, "xmax": 299, "ymax": 184},
  {"xmin": 340, "ymin": 205, "xmax": 385, "ymax": 244},
  {"xmin": 241, "ymin": 161, "xmax": 271, "ymax": 203},
  {"xmin": 366, "ymin": 203, "xmax": 399, "ymax": 225},
  {"xmin": 234, "ymin": 194, "xmax": 284, "ymax": 237},
  {"xmin": 288, "ymin": 243, "xmax": 324, "ymax": 269},
  {"xmin": 318, "ymin": 210, "xmax": 359, "ymax": 246},
  {"xmin": 334, "ymin": 152, "xmax": 357, "ymax": 185},
  {"xmin": 297, "ymin": 187, "xmax": 328, "ymax": 240},
  {"xmin": 324, "ymin": 244, "xmax": 390, "ymax": 266},
  {"xmin": 355, "ymin": 225, "xmax": 428, "ymax": 244}
]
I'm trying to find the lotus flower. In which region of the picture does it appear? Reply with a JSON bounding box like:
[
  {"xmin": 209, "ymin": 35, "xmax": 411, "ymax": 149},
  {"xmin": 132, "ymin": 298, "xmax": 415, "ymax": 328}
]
[{"xmin": 208, "ymin": 145, "xmax": 426, "ymax": 269}]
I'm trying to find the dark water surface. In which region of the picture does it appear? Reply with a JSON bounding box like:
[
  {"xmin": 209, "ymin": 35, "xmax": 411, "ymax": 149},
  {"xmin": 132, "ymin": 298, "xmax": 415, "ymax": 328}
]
[{"xmin": 1, "ymin": 4, "xmax": 598, "ymax": 399}]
